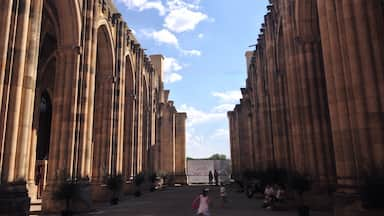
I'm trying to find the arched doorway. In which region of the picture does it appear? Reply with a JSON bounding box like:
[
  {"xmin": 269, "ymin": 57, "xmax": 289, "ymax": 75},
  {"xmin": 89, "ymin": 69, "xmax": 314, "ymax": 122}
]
[
  {"xmin": 31, "ymin": 2, "xmax": 58, "ymax": 200},
  {"xmin": 123, "ymin": 56, "xmax": 135, "ymax": 178},
  {"xmin": 35, "ymin": 91, "xmax": 52, "ymax": 199},
  {"xmin": 92, "ymin": 25, "xmax": 114, "ymax": 183}
]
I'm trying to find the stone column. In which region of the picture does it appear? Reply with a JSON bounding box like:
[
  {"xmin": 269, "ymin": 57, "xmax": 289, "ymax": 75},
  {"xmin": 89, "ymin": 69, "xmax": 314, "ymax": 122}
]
[
  {"xmin": 317, "ymin": 0, "xmax": 384, "ymax": 215},
  {"xmin": 1, "ymin": 0, "xmax": 31, "ymax": 183},
  {"xmin": 0, "ymin": 0, "xmax": 13, "ymax": 113},
  {"xmin": 317, "ymin": 0, "xmax": 384, "ymax": 191},
  {"xmin": 42, "ymin": 46, "xmax": 80, "ymax": 211},
  {"xmin": 0, "ymin": 0, "xmax": 36, "ymax": 214},
  {"xmin": 74, "ymin": 0, "xmax": 96, "ymax": 180},
  {"xmin": 237, "ymin": 100, "xmax": 254, "ymax": 171},
  {"xmin": 16, "ymin": 0, "xmax": 43, "ymax": 181},
  {"xmin": 174, "ymin": 112, "xmax": 187, "ymax": 184}
]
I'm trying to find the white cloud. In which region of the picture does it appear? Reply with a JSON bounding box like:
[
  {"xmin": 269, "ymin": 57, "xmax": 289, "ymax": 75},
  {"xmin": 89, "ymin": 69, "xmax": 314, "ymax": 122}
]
[
  {"xmin": 181, "ymin": 49, "xmax": 201, "ymax": 56},
  {"xmin": 178, "ymin": 104, "xmax": 227, "ymax": 127},
  {"xmin": 186, "ymin": 126, "xmax": 231, "ymax": 159},
  {"xmin": 118, "ymin": 0, "xmax": 166, "ymax": 16},
  {"xmin": 167, "ymin": 0, "xmax": 199, "ymax": 10},
  {"xmin": 163, "ymin": 57, "xmax": 183, "ymax": 83},
  {"xmin": 211, "ymin": 104, "xmax": 236, "ymax": 113},
  {"xmin": 211, "ymin": 128, "xmax": 229, "ymax": 139},
  {"xmin": 212, "ymin": 90, "xmax": 242, "ymax": 103},
  {"xmin": 141, "ymin": 29, "xmax": 202, "ymax": 56},
  {"xmin": 142, "ymin": 29, "xmax": 179, "ymax": 46},
  {"xmin": 198, "ymin": 33, "xmax": 204, "ymax": 39},
  {"xmin": 164, "ymin": 7, "xmax": 208, "ymax": 33},
  {"xmin": 165, "ymin": 73, "xmax": 183, "ymax": 83}
]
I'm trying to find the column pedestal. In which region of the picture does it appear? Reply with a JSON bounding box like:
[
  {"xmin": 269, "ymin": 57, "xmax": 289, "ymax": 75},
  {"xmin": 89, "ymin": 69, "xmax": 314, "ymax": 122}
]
[
  {"xmin": 0, "ymin": 183, "xmax": 30, "ymax": 215},
  {"xmin": 334, "ymin": 192, "xmax": 384, "ymax": 216},
  {"xmin": 174, "ymin": 173, "xmax": 187, "ymax": 185},
  {"xmin": 42, "ymin": 181, "xmax": 93, "ymax": 214},
  {"xmin": 90, "ymin": 183, "xmax": 111, "ymax": 203}
]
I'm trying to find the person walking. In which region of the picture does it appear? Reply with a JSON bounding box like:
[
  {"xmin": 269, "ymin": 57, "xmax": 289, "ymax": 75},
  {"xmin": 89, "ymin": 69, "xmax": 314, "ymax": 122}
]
[
  {"xmin": 220, "ymin": 183, "xmax": 227, "ymax": 206},
  {"xmin": 197, "ymin": 188, "xmax": 210, "ymax": 216},
  {"xmin": 214, "ymin": 169, "xmax": 219, "ymax": 186},
  {"xmin": 208, "ymin": 171, "xmax": 213, "ymax": 185}
]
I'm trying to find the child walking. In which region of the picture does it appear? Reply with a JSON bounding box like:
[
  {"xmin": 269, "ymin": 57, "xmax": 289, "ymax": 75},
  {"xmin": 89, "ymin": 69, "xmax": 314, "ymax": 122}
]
[{"xmin": 193, "ymin": 188, "xmax": 210, "ymax": 216}]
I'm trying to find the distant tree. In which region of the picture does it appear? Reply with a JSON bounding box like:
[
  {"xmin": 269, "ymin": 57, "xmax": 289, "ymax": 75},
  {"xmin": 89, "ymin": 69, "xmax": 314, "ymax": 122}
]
[
  {"xmin": 187, "ymin": 157, "xmax": 195, "ymax": 160},
  {"xmin": 208, "ymin": 154, "xmax": 227, "ymax": 160}
]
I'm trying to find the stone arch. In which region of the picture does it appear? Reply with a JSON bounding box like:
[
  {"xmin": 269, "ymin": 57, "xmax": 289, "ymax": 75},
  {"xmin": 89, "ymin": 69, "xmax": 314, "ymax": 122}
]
[
  {"xmin": 55, "ymin": 1, "xmax": 81, "ymax": 46},
  {"xmin": 92, "ymin": 24, "xmax": 115, "ymax": 183},
  {"xmin": 123, "ymin": 54, "xmax": 135, "ymax": 178},
  {"xmin": 29, "ymin": 1, "xmax": 59, "ymax": 200}
]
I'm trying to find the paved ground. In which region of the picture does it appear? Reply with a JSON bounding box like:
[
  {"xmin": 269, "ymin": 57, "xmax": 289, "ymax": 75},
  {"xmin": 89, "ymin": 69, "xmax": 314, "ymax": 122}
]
[{"xmin": 78, "ymin": 185, "xmax": 333, "ymax": 216}]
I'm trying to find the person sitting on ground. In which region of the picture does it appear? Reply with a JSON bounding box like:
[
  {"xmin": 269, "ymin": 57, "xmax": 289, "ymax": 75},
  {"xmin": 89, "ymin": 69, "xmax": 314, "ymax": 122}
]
[
  {"xmin": 262, "ymin": 184, "xmax": 275, "ymax": 209},
  {"xmin": 220, "ymin": 183, "xmax": 227, "ymax": 205},
  {"xmin": 275, "ymin": 184, "xmax": 286, "ymax": 202}
]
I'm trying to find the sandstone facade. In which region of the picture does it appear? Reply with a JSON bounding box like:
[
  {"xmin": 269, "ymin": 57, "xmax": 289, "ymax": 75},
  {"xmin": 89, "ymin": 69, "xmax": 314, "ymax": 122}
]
[
  {"xmin": 229, "ymin": 0, "xmax": 384, "ymax": 214},
  {"xmin": 0, "ymin": 0, "xmax": 186, "ymax": 214}
]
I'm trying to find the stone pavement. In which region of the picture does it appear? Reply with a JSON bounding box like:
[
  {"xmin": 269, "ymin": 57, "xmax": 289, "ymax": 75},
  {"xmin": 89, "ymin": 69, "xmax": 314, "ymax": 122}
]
[{"xmin": 79, "ymin": 185, "xmax": 332, "ymax": 216}]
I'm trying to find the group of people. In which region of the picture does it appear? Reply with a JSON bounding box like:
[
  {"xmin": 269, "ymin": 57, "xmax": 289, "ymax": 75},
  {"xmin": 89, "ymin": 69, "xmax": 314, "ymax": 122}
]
[
  {"xmin": 262, "ymin": 184, "xmax": 286, "ymax": 209},
  {"xmin": 208, "ymin": 170, "xmax": 219, "ymax": 186}
]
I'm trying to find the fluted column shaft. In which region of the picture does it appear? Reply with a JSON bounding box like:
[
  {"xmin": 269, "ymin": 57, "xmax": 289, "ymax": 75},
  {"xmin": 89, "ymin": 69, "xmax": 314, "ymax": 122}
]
[
  {"xmin": 175, "ymin": 113, "xmax": 187, "ymax": 176},
  {"xmin": 0, "ymin": 0, "xmax": 14, "ymax": 117},
  {"xmin": 1, "ymin": 0, "xmax": 31, "ymax": 183},
  {"xmin": 46, "ymin": 48, "xmax": 80, "ymax": 183},
  {"xmin": 16, "ymin": 0, "xmax": 43, "ymax": 180},
  {"xmin": 317, "ymin": 0, "xmax": 384, "ymax": 189}
]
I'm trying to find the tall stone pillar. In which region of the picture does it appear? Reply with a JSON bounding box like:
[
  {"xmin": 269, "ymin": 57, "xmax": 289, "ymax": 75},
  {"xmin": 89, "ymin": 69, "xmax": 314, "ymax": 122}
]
[
  {"xmin": 228, "ymin": 111, "xmax": 240, "ymax": 178},
  {"xmin": 16, "ymin": 0, "xmax": 43, "ymax": 191},
  {"xmin": 1, "ymin": 0, "xmax": 32, "ymax": 183},
  {"xmin": 317, "ymin": 0, "xmax": 384, "ymax": 191},
  {"xmin": 74, "ymin": 0, "xmax": 96, "ymax": 180},
  {"xmin": 174, "ymin": 112, "xmax": 187, "ymax": 184},
  {"xmin": 0, "ymin": 0, "xmax": 13, "ymax": 113},
  {"xmin": 159, "ymin": 99, "xmax": 176, "ymax": 174},
  {"xmin": 317, "ymin": 1, "xmax": 384, "ymax": 215},
  {"xmin": 42, "ymin": 46, "xmax": 81, "ymax": 212},
  {"xmin": 287, "ymin": 0, "xmax": 336, "ymax": 185},
  {"xmin": 237, "ymin": 99, "xmax": 254, "ymax": 171},
  {"xmin": 0, "ymin": 0, "xmax": 40, "ymax": 214}
]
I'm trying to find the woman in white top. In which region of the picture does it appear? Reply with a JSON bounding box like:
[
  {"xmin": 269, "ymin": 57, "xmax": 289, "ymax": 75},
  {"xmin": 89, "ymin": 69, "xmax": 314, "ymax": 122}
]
[{"xmin": 197, "ymin": 189, "xmax": 210, "ymax": 216}]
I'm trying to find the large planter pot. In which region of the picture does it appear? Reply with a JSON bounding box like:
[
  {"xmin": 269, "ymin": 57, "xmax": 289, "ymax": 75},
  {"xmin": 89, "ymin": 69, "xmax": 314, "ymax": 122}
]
[
  {"xmin": 134, "ymin": 190, "xmax": 142, "ymax": 197},
  {"xmin": 61, "ymin": 210, "xmax": 74, "ymax": 216},
  {"xmin": 298, "ymin": 205, "xmax": 310, "ymax": 216},
  {"xmin": 110, "ymin": 197, "xmax": 119, "ymax": 205}
]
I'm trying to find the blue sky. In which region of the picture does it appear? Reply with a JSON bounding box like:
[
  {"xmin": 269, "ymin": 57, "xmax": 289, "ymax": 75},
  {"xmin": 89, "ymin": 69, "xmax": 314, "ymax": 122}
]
[{"xmin": 113, "ymin": 0, "xmax": 268, "ymax": 159}]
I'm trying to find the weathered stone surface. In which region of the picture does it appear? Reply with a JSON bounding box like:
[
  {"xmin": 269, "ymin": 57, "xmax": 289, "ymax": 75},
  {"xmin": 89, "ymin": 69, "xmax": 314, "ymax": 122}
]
[
  {"xmin": 229, "ymin": 1, "xmax": 384, "ymax": 215},
  {"xmin": 0, "ymin": 0, "xmax": 186, "ymax": 214}
]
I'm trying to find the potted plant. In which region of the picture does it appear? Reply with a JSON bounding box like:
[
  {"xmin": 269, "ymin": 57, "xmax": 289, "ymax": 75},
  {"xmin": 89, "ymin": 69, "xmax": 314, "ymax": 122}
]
[
  {"xmin": 148, "ymin": 172, "xmax": 158, "ymax": 192},
  {"xmin": 52, "ymin": 179, "xmax": 81, "ymax": 216},
  {"xmin": 360, "ymin": 171, "xmax": 384, "ymax": 210},
  {"xmin": 133, "ymin": 172, "xmax": 145, "ymax": 197},
  {"xmin": 106, "ymin": 174, "xmax": 124, "ymax": 205},
  {"xmin": 289, "ymin": 172, "xmax": 312, "ymax": 216}
]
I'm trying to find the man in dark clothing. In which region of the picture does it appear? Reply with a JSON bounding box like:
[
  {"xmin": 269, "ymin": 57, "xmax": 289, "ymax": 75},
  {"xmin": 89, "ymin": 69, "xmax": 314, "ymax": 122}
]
[
  {"xmin": 214, "ymin": 169, "xmax": 219, "ymax": 186},
  {"xmin": 208, "ymin": 171, "xmax": 213, "ymax": 184}
]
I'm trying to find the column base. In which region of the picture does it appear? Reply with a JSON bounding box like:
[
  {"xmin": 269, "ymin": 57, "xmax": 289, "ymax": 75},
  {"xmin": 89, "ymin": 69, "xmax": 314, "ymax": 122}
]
[
  {"xmin": 174, "ymin": 174, "xmax": 187, "ymax": 185},
  {"xmin": 334, "ymin": 192, "xmax": 384, "ymax": 216},
  {"xmin": 0, "ymin": 182, "xmax": 30, "ymax": 215},
  {"xmin": 90, "ymin": 183, "xmax": 111, "ymax": 202},
  {"xmin": 42, "ymin": 182, "xmax": 93, "ymax": 214}
]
